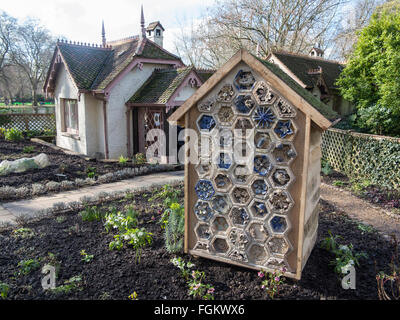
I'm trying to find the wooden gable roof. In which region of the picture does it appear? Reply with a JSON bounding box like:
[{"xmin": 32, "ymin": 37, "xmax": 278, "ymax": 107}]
[{"xmin": 168, "ymin": 49, "xmax": 338, "ymax": 130}]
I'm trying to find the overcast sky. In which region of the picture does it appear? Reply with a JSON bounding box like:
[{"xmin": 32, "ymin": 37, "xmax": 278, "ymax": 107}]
[{"xmin": 0, "ymin": 0, "xmax": 214, "ymax": 53}]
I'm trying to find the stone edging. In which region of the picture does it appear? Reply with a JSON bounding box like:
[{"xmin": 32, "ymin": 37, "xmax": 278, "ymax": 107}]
[
  {"xmin": 0, "ymin": 163, "xmax": 182, "ymax": 202},
  {"xmin": 0, "ymin": 179, "xmax": 184, "ymax": 229}
]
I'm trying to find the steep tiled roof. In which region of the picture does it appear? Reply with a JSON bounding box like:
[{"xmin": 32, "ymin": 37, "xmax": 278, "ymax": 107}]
[
  {"xmin": 91, "ymin": 38, "xmax": 140, "ymax": 90},
  {"xmin": 147, "ymin": 21, "xmax": 164, "ymax": 31},
  {"xmin": 129, "ymin": 67, "xmax": 194, "ymax": 104},
  {"xmin": 272, "ymin": 51, "xmax": 345, "ymax": 89},
  {"xmin": 196, "ymin": 69, "xmax": 216, "ymax": 83},
  {"xmin": 255, "ymin": 55, "xmax": 339, "ymax": 121},
  {"xmin": 50, "ymin": 37, "xmax": 182, "ymax": 93},
  {"xmin": 57, "ymin": 43, "xmax": 111, "ymax": 90}
]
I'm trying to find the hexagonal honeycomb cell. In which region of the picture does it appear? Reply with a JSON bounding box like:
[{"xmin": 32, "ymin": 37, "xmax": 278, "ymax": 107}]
[
  {"xmin": 198, "ymin": 135, "xmax": 212, "ymax": 157},
  {"xmin": 229, "ymin": 207, "xmax": 250, "ymax": 227},
  {"xmin": 268, "ymin": 190, "xmax": 293, "ymax": 214},
  {"xmin": 197, "ymin": 114, "xmax": 216, "ymax": 132},
  {"xmin": 250, "ymin": 200, "xmax": 270, "ymax": 219},
  {"xmin": 273, "ymin": 120, "xmax": 296, "ymax": 140},
  {"xmin": 212, "ymin": 237, "xmax": 230, "ymax": 254},
  {"xmin": 252, "ymin": 106, "xmax": 276, "ymax": 129},
  {"xmin": 247, "ymin": 221, "xmax": 269, "ymax": 243},
  {"xmin": 254, "ymin": 155, "xmax": 273, "ymax": 177},
  {"xmin": 217, "ymin": 152, "xmax": 232, "ymax": 170},
  {"xmin": 216, "ymin": 84, "xmax": 236, "ymax": 103},
  {"xmin": 217, "ymin": 106, "xmax": 235, "ymax": 125},
  {"xmin": 194, "ymin": 241, "xmax": 210, "ymax": 252},
  {"xmin": 270, "ymin": 168, "xmax": 293, "ymax": 188},
  {"xmin": 195, "ymin": 223, "xmax": 211, "ymax": 240},
  {"xmin": 253, "ymin": 82, "xmax": 277, "ymax": 105},
  {"xmin": 234, "ymin": 94, "xmax": 256, "ymax": 114},
  {"xmin": 217, "ymin": 129, "xmax": 233, "ymax": 148},
  {"xmin": 265, "ymin": 257, "xmax": 287, "ymax": 270},
  {"xmin": 194, "ymin": 201, "xmax": 214, "ymax": 222},
  {"xmin": 269, "ymin": 215, "xmax": 288, "ymax": 234},
  {"xmin": 228, "ymin": 249, "xmax": 248, "ymax": 262},
  {"xmin": 195, "ymin": 159, "xmax": 212, "ymax": 178},
  {"xmin": 211, "ymin": 194, "xmax": 231, "ymax": 215},
  {"xmin": 198, "ymin": 98, "xmax": 216, "ymax": 113},
  {"xmin": 232, "ymin": 164, "xmax": 252, "ymax": 185},
  {"xmin": 275, "ymin": 97, "xmax": 296, "ymax": 118},
  {"xmin": 212, "ymin": 216, "xmax": 229, "ymax": 233},
  {"xmin": 195, "ymin": 180, "xmax": 215, "ymax": 200},
  {"xmin": 231, "ymin": 187, "xmax": 251, "ymax": 205},
  {"xmin": 272, "ymin": 143, "xmax": 297, "ymax": 165},
  {"xmin": 254, "ymin": 131, "xmax": 273, "ymax": 151},
  {"xmin": 233, "ymin": 117, "xmax": 253, "ymax": 138},
  {"xmin": 233, "ymin": 70, "xmax": 256, "ymax": 91},
  {"xmin": 268, "ymin": 237, "xmax": 290, "ymax": 256},
  {"xmin": 251, "ymin": 179, "xmax": 269, "ymax": 199},
  {"xmin": 214, "ymin": 173, "xmax": 232, "ymax": 192},
  {"xmin": 228, "ymin": 228, "xmax": 249, "ymax": 250},
  {"xmin": 247, "ymin": 243, "xmax": 268, "ymax": 264},
  {"xmin": 233, "ymin": 140, "xmax": 254, "ymax": 160}
]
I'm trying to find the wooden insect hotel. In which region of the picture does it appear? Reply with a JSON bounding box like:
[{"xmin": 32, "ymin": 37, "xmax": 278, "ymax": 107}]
[{"xmin": 168, "ymin": 49, "xmax": 337, "ymax": 280}]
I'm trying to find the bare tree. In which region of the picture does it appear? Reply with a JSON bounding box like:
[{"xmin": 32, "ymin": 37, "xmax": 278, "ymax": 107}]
[
  {"xmin": 175, "ymin": 0, "xmax": 349, "ymax": 68},
  {"xmin": 11, "ymin": 18, "xmax": 55, "ymax": 107},
  {"xmin": 329, "ymin": 0, "xmax": 384, "ymax": 60},
  {"xmin": 0, "ymin": 11, "xmax": 18, "ymax": 104}
]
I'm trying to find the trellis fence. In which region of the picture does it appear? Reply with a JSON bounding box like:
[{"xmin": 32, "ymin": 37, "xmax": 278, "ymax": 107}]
[
  {"xmin": 0, "ymin": 113, "xmax": 56, "ymax": 132},
  {"xmin": 322, "ymin": 128, "xmax": 400, "ymax": 190}
]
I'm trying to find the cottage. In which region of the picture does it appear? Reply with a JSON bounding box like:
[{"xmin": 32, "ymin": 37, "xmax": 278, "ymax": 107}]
[
  {"xmin": 43, "ymin": 7, "xmax": 211, "ymax": 162},
  {"xmin": 267, "ymin": 48, "xmax": 353, "ymax": 116},
  {"xmin": 168, "ymin": 49, "xmax": 338, "ymax": 279}
]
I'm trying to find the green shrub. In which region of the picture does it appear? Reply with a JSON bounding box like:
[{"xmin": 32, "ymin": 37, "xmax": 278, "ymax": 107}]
[
  {"xmin": 80, "ymin": 206, "xmax": 103, "ymax": 222},
  {"xmin": 23, "ymin": 146, "xmax": 35, "ymax": 153},
  {"xmin": 0, "ymin": 282, "xmax": 9, "ymax": 299},
  {"xmin": 5, "ymin": 128, "xmax": 23, "ymax": 141},
  {"xmin": 321, "ymin": 231, "xmax": 368, "ymax": 275},
  {"xmin": 119, "ymin": 155, "xmax": 129, "ymax": 165},
  {"xmin": 164, "ymin": 203, "xmax": 185, "ymax": 253},
  {"xmin": 337, "ymin": 3, "xmax": 400, "ymax": 136},
  {"xmin": 134, "ymin": 153, "xmax": 146, "ymax": 165},
  {"xmin": 17, "ymin": 259, "xmax": 40, "ymax": 275}
]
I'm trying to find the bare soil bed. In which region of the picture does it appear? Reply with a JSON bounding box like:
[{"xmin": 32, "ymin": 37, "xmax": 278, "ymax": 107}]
[{"xmin": 0, "ymin": 185, "xmax": 396, "ymax": 300}]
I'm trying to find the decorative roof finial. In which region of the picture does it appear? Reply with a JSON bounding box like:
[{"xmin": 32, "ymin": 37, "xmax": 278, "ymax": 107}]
[
  {"xmin": 140, "ymin": 5, "xmax": 146, "ymax": 40},
  {"xmin": 102, "ymin": 20, "xmax": 106, "ymax": 47}
]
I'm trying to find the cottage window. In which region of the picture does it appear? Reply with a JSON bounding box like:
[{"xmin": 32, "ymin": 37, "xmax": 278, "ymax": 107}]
[
  {"xmin": 62, "ymin": 99, "xmax": 79, "ymax": 134},
  {"xmin": 156, "ymin": 29, "xmax": 161, "ymax": 36}
]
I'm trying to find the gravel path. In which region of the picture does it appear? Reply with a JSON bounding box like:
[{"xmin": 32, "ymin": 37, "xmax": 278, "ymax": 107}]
[{"xmin": 320, "ymin": 182, "xmax": 400, "ymax": 239}]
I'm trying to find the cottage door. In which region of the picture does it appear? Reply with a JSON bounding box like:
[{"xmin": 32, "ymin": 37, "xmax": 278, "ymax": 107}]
[{"xmin": 143, "ymin": 108, "xmax": 164, "ymax": 158}]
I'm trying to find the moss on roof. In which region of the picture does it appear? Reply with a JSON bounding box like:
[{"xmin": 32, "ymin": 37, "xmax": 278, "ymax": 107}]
[
  {"xmin": 254, "ymin": 55, "xmax": 339, "ymax": 121},
  {"xmin": 129, "ymin": 67, "xmax": 194, "ymax": 104},
  {"xmin": 272, "ymin": 51, "xmax": 344, "ymax": 89},
  {"xmin": 55, "ymin": 38, "xmax": 182, "ymax": 92},
  {"xmin": 58, "ymin": 44, "xmax": 111, "ymax": 90}
]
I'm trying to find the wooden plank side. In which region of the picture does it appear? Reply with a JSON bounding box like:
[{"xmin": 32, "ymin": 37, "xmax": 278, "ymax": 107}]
[
  {"xmin": 295, "ymin": 115, "xmax": 311, "ymax": 280},
  {"xmin": 184, "ymin": 112, "xmax": 190, "ymax": 253}
]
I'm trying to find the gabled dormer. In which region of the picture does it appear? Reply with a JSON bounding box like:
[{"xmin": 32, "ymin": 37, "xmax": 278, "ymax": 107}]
[{"xmin": 147, "ymin": 21, "xmax": 164, "ymax": 47}]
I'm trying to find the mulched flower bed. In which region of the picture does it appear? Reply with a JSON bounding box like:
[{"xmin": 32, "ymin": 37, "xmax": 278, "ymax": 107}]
[
  {"xmin": 0, "ymin": 185, "xmax": 397, "ymax": 300},
  {"xmin": 321, "ymin": 170, "xmax": 400, "ymax": 214},
  {"xmin": 0, "ymin": 139, "xmax": 181, "ymax": 201}
]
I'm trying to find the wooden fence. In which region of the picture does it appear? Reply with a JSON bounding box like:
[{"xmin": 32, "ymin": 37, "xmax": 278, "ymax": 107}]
[
  {"xmin": 0, "ymin": 113, "xmax": 56, "ymax": 132},
  {"xmin": 322, "ymin": 128, "xmax": 400, "ymax": 190}
]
